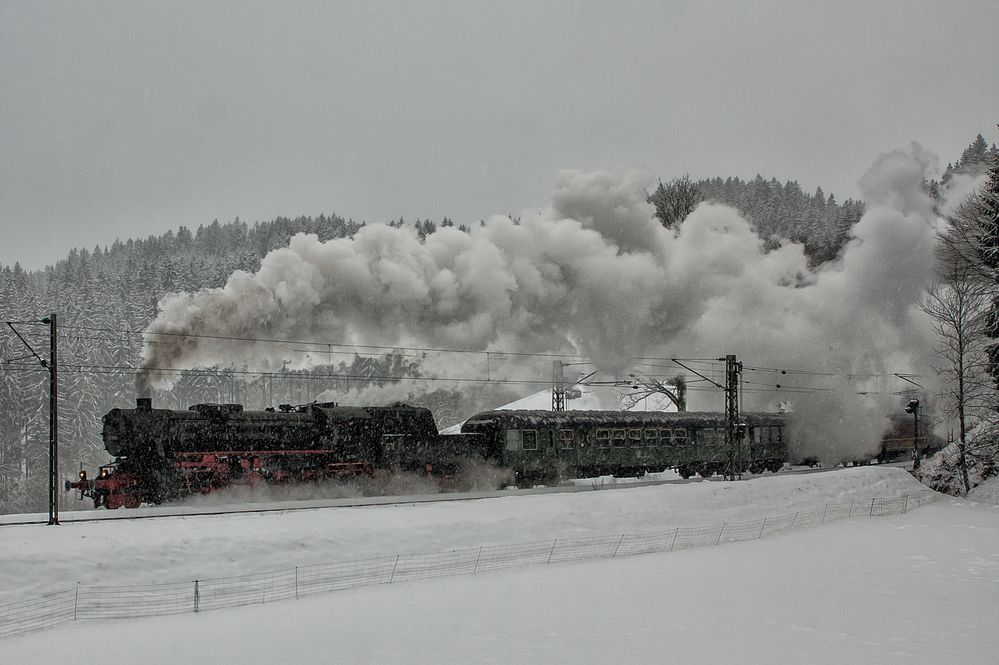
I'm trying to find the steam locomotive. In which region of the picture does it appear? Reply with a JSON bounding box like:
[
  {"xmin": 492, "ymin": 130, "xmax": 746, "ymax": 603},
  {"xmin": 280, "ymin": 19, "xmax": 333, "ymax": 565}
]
[
  {"xmin": 67, "ymin": 398, "xmax": 795, "ymax": 508},
  {"xmin": 67, "ymin": 398, "xmax": 491, "ymax": 509}
]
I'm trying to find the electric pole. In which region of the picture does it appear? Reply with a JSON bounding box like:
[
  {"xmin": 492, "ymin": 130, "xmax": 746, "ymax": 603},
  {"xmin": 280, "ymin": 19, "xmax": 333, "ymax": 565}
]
[
  {"xmin": 721, "ymin": 354, "xmax": 743, "ymax": 480},
  {"xmin": 46, "ymin": 313, "xmax": 58, "ymax": 525},
  {"xmin": 552, "ymin": 360, "xmax": 566, "ymax": 412},
  {"xmin": 4, "ymin": 313, "xmax": 58, "ymax": 524}
]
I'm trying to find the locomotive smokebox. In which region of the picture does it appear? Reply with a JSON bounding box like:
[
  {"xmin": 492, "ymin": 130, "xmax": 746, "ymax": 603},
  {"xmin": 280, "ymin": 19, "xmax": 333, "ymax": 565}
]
[{"xmin": 136, "ymin": 397, "xmax": 152, "ymax": 411}]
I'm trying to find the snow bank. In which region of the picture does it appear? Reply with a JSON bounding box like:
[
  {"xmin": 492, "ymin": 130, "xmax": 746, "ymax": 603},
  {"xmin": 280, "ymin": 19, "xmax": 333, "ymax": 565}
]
[
  {"xmin": 0, "ymin": 467, "xmax": 925, "ymax": 605},
  {"xmin": 4, "ymin": 498, "xmax": 997, "ymax": 664},
  {"xmin": 917, "ymin": 412, "xmax": 999, "ymax": 496}
]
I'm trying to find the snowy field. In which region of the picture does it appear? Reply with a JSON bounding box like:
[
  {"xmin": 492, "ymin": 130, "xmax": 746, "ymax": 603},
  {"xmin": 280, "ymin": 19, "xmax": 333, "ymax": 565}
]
[
  {"xmin": 3, "ymin": 467, "xmax": 998, "ymax": 663},
  {"xmin": 2, "ymin": 466, "xmax": 930, "ymax": 604}
]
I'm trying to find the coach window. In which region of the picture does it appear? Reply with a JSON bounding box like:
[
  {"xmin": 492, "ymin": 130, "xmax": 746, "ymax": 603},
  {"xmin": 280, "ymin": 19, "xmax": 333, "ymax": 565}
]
[
  {"xmin": 559, "ymin": 430, "xmax": 574, "ymax": 449},
  {"xmin": 629, "ymin": 429, "xmax": 642, "ymax": 447},
  {"xmin": 644, "ymin": 428, "xmax": 658, "ymax": 446},
  {"xmin": 522, "ymin": 430, "xmax": 539, "ymax": 451},
  {"xmin": 596, "ymin": 429, "xmax": 610, "ymax": 448},
  {"xmin": 613, "ymin": 429, "xmax": 626, "ymax": 447},
  {"xmin": 661, "ymin": 428, "xmax": 673, "ymax": 446},
  {"xmin": 674, "ymin": 428, "xmax": 687, "ymax": 445},
  {"xmin": 505, "ymin": 430, "xmax": 521, "ymax": 451}
]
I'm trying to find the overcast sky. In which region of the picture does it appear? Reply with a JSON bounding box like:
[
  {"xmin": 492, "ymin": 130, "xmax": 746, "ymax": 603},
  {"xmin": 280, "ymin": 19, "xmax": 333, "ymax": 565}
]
[{"xmin": 1, "ymin": 0, "xmax": 997, "ymax": 270}]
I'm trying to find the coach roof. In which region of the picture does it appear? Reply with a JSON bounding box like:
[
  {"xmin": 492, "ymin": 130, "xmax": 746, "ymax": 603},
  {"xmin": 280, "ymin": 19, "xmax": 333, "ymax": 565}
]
[{"xmin": 461, "ymin": 410, "xmax": 784, "ymax": 429}]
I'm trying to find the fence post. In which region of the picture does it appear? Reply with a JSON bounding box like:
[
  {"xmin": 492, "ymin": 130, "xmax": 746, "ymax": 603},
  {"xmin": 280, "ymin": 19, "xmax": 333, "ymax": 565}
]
[
  {"xmin": 849, "ymin": 498, "xmax": 855, "ymax": 518},
  {"xmin": 547, "ymin": 539, "xmax": 558, "ymax": 564},
  {"xmin": 74, "ymin": 583, "xmax": 79, "ymax": 621},
  {"xmin": 821, "ymin": 504, "xmax": 828, "ymax": 524},
  {"xmin": 389, "ymin": 555, "xmax": 400, "ymax": 584},
  {"xmin": 295, "ymin": 566, "xmax": 299, "ymax": 600},
  {"xmin": 903, "ymin": 495, "xmax": 909, "ymax": 514},
  {"xmin": 613, "ymin": 534, "xmax": 625, "ymax": 557},
  {"xmin": 193, "ymin": 580, "xmax": 200, "ymax": 613},
  {"xmin": 668, "ymin": 527, "xmax": 679, "ymax": 551},
  {"xmin": 869, "ymin": 498, "xmax": 877, "ymax": 516},
  {"xmin": 790, "ymin": 512, "xmax": 799, "ymax": 529},
  {"xmin": 473, "ymin": 546, "xmax": 482, "ymax": 574},
  {"xmin": 716, "ymin": 524, "xmax": 726, "ymax": 545},
  {"xmin": 758, "ymin": 518, "xmax": 767, "ymax": 538}
]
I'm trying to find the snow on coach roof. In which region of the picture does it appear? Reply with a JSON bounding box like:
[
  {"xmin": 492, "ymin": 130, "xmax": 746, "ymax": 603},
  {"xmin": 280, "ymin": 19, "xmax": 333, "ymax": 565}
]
[{"xmin": 462, "ymin": 410, "xmax": 784, "ymax": 429}]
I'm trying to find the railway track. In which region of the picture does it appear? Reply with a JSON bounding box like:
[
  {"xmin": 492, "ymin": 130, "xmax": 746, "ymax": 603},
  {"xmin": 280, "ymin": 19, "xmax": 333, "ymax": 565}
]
[{"xmin": 0, "ymin": 462, "xmax": 910, "ymax": 527}]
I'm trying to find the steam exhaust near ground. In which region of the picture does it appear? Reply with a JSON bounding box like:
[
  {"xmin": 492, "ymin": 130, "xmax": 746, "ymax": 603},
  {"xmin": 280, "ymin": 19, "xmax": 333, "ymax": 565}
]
[{"xmin": 176, "ymin": 460, "xmax": 514, "ymax": 509}]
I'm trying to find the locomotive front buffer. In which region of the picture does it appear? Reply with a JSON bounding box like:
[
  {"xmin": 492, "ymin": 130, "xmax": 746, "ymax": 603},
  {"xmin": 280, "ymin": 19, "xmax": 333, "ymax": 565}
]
[{"xmin": 65, "ymin": 462, "xmax": 142, "ymax": 509}]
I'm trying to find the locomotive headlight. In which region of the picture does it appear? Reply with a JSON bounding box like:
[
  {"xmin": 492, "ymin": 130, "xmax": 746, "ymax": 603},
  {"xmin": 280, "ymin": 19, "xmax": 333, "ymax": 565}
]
[{"xmin": 79, "ymin": 470, "xmax": 87, "ymax": 480}]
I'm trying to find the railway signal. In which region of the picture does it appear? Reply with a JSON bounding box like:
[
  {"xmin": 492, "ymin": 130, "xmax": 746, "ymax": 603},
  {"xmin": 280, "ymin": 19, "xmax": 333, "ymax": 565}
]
[{"xmin": 905, "ymin": 399, "xmax": 920, "ymax": 470}]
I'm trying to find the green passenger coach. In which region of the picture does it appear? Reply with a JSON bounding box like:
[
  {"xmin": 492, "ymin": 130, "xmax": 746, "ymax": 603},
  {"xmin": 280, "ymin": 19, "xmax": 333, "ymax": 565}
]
[{"xmin": 460, "ymin": 410, "xmax": 788, "ymax": 487}]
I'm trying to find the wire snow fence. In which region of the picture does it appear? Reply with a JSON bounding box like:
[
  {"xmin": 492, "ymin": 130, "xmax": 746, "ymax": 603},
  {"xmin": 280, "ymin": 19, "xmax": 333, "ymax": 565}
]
[
  {"xmin": 977, "ymin": 490, "xmax": 999, "ymax": 506},
  {"xmin": 0, "ymin": 489, "xmax": 940, "ymax": 640}
]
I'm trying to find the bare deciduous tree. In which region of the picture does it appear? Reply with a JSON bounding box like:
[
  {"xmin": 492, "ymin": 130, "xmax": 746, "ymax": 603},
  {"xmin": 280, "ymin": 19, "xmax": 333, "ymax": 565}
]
[
  {"xmin": 647, "ymin": 175, "xmax": 704, "ymax": 231},
  {"xmin": 620, "ymin": 374, "xmax": 687, "ymax": 412},
  {"xmin": 919, "ymin": 265, "xmax": 993, "ymax": 494},
  {"xmin": 938, "ymin": 142, "xmax": 999, "ymax": 389}
]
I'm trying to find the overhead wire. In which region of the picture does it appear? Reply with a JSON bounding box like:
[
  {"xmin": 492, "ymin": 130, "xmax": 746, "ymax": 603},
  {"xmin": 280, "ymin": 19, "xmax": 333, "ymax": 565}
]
[
  {"xmin": 55, "ymin": 324, "xmax": 593, "ymax": 361},
  {"xmin": 2, "ymin": 324, "xmax": 928, "ymax": 397}
]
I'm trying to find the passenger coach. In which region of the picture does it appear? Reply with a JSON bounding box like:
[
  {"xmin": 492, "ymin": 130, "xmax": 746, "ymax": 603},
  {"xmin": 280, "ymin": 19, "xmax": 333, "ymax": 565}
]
[{"xmin": 460, "ymin": 410, "xmax": 788, "ymax": 486}]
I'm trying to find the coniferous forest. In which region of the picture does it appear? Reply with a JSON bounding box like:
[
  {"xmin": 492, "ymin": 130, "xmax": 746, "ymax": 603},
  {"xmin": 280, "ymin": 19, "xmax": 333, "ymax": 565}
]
[{"xmin": 1, "ymin": 135, "xmax": 996, "ymax": 513}]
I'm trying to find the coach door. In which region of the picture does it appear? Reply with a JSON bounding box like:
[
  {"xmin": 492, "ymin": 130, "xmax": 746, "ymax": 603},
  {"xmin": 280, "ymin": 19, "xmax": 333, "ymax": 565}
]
[
  {"xmin": 527, "ymin": 427, "xmax": 558, "ymax": 481},
  {"xmin": 541, "ymin": 427, "xmax": 557, "ymax": 465}
]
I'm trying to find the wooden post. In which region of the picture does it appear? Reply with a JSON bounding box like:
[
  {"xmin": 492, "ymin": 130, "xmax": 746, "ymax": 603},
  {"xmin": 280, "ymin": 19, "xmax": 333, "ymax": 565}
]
[{"xmin": 613, "ymin": 534, "xmax": 625, "ymax": 557}]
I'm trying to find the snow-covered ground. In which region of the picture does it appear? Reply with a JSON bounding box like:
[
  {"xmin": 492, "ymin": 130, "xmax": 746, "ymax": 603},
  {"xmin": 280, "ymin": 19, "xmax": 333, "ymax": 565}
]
[
  {"xmin": 2, "ymin": 466, "xmax": 923, "ymax": 605},
  {"xmin": 3, "ymin": 467, "xmax": 997, "ymax": 663},
  {"xmin": 969, "ymin": 474, "xmax": 999, "ymax": 503}
]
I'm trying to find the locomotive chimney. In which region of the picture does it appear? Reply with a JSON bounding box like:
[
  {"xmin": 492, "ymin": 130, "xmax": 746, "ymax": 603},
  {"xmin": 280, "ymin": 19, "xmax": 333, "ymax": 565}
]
[{"xmin": 136, "ymin": 397, "xmax": 152, "ymax": 411}]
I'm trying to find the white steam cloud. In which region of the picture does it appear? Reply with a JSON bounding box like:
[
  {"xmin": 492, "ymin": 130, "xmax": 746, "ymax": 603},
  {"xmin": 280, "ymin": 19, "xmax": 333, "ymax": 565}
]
[{"xmin": 141, "ymin": 147, "xmax": 946, "ymax": 463}]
